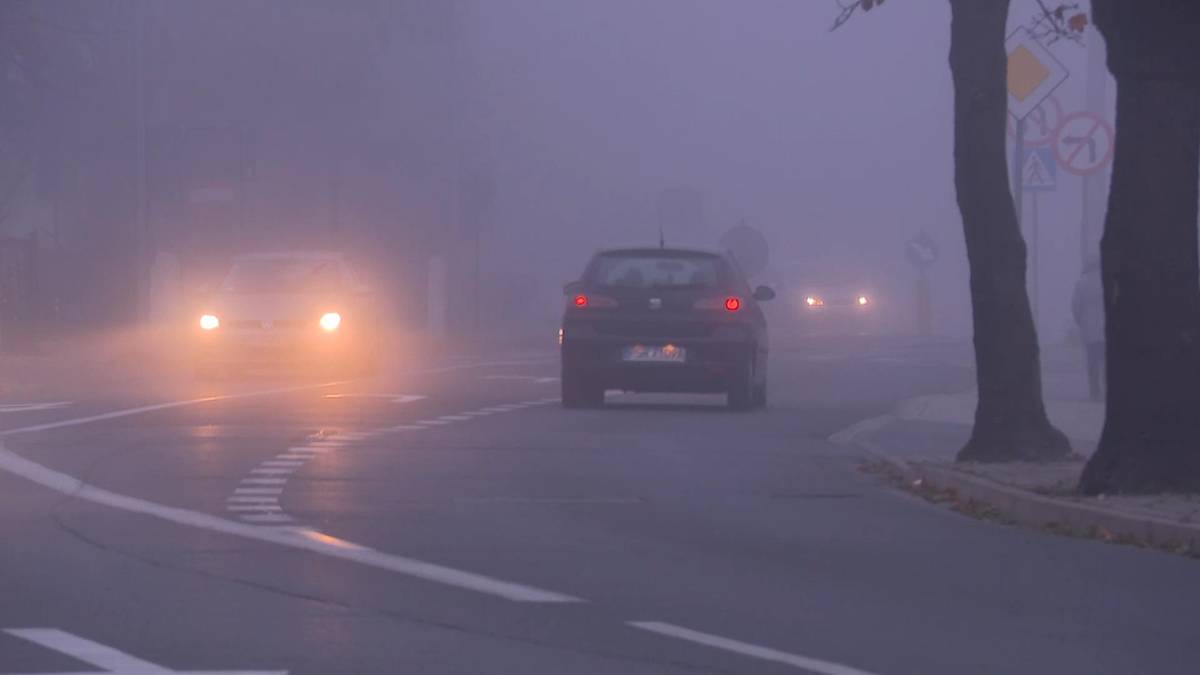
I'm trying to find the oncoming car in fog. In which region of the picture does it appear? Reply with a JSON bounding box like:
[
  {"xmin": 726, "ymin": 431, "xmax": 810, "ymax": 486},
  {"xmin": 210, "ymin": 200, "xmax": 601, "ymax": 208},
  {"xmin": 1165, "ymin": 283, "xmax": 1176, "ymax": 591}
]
[
  {"xmin": 778, "ymin": 271, "xmax": 884, "ymax": 336},
  {"xmin": 193, "ymin": 251, "xmax": 380, "ymax": 377},
  {"xmin": 559, "ymin": 247, "xmax": 775, "ymax": 410}
]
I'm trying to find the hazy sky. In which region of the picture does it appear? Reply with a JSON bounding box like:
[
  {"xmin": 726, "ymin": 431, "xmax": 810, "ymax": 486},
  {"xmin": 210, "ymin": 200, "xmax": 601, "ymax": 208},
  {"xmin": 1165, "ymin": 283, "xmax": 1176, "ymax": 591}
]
[{"xmin": 466, "ymin": 0, "xmax": 1110, "ymax": 338}]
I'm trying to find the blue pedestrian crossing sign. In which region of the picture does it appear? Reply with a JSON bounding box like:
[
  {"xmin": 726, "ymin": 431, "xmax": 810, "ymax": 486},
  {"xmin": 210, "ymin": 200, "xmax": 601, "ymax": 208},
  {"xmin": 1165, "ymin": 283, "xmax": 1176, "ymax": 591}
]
[{"xmin": 1022, "ymin": 147, "xmax": 1057, "ymax": 193}]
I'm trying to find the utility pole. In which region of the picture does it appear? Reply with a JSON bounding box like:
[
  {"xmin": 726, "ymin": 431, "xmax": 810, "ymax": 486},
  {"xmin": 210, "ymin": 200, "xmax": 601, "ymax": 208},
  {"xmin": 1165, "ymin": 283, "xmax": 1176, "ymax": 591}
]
[
  {"xmin": 1080, "ymin": 25, "xmax": 1109, "ymax": 263},
  {"xmin": 134, "ymin": 0, "xmax": 149, "ymax": 320}
]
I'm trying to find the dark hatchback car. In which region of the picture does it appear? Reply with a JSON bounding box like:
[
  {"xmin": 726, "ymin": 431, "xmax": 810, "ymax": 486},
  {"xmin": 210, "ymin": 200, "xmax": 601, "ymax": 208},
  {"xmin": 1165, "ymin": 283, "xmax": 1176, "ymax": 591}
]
[{"xmin": 560, "ymin": 247, "xmax": 774, "ymax": 410}]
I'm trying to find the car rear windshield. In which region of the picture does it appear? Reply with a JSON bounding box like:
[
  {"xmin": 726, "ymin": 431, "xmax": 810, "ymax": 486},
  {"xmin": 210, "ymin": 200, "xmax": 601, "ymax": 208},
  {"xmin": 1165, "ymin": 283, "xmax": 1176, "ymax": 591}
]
[
  {"xmin": 586, "ymin": 252, "xmax": 725, "ymax": 290},
  {"xmin": 222, "ymin": 258, "xmax": 344, "ymax": 293}
]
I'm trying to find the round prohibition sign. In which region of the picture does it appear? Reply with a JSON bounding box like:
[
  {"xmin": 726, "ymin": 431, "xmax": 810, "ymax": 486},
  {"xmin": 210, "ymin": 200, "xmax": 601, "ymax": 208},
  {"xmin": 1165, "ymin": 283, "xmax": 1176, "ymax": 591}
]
[
  {"xmin": 1007, "ymin": 94, "xmax": 1064, "ymax": 147},
  {"xmin": 1053, "ymin": 111, "xmax": 1115, "ymax": 176}
]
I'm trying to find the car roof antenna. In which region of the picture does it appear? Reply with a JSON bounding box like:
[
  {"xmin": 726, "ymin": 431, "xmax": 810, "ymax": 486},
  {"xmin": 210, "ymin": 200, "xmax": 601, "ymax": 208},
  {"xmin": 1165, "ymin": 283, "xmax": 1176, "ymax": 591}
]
[{"xmin": 658, "ymin": 223, "xmax": 665, "ymax": 249}]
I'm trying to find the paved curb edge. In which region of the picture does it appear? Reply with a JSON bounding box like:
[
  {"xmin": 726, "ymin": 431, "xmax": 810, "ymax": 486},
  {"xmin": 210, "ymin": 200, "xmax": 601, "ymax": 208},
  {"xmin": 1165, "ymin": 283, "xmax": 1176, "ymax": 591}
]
[{"xmin": 832, "ymin": 413, "xmax": 1200, "ymax": 553}]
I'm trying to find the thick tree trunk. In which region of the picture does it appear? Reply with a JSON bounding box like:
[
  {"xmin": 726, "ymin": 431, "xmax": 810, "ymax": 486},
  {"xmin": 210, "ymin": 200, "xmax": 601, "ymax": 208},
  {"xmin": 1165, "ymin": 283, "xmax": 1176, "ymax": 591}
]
[
  {"xmin": 1079, "ymin": 2, "xmax": 1200, "ymax": 494},
  {"xmin": 948, "ymin": 0, "xmax": 1069, "ymax": 463}
]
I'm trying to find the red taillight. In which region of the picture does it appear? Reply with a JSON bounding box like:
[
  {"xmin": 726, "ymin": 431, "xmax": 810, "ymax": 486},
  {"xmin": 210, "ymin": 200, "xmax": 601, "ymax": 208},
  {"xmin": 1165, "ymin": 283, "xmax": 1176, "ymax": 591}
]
[
  {"xmin": 571, "ymin": 294, "xmax": 617, "ymax": 309},
  {"xmin": 724, "ymin": 297, "xmax": 741, "ymax": 312}
]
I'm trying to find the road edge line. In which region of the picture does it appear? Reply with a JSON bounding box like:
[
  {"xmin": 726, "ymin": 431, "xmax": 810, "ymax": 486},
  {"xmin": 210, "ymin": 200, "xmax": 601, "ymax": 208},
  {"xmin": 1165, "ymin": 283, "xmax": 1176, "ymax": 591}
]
[{"xmin": 0, "ymin": 442, "xmax": 582, "ymax": 604}]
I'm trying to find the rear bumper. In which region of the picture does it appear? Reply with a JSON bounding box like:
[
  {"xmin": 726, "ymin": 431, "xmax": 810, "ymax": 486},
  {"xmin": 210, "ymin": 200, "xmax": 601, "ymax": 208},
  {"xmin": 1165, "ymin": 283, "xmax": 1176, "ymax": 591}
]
[
  {"xmin": 561, "ymin": 336, "xmax": 754, "ymax": 393},
  {"xmin": 194, "ymin": 329, "xmax": 364, "ymax": 366}
]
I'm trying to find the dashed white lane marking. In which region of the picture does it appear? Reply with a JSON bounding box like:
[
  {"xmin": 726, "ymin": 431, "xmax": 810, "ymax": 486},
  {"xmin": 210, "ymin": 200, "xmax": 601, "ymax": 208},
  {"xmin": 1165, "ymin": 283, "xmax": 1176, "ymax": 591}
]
[
  {"xmin": 323, "ymin": 393, "xmax": 427, "ymax": 404},
  {"xmin": 4, "ymin": 627, "xmax": 288, "ymax": 674},
  {"xmin": 415, "ymin": 419, "xmax": 450, "ymax": 426},
  {"xmin": 241, "ymin": 477, "xmax": 286, "ymax": 485},
  {"xmin": 261, "ymin": 460, "xmax": 304, "ymax": 467},
  {"xmin": 628, "ymin": 622, "xmax": 880, "ymax": 675},
  {"xmin": 227, "ymin": 495, "xmax": 279, "ymax": 503},
  {"xmin": 482, "ymin": 375, "xmax": 559, "ymax": 384},
  {"xmin": 249, "ymin": 468, "xmax": 293, "ymax": 475},
  {"xmin": 436, "ymin": 415, "xmax": 472, "ymax": 422},
  {"xmin": 235, "ymin": 487, "xmax": 283, "ymax": 495},
  {"xmin": 0, "ymin": 443, "xmax": 579, "ymax": 603}
]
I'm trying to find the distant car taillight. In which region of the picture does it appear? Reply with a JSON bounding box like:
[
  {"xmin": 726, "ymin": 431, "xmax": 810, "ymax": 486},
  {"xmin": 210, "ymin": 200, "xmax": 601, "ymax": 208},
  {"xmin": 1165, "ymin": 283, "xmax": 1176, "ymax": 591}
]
[
  {"xmin": 571, "ymin": 294, "xmax": 617, "ymax": 309},
  {"xmin": 694, "ymin": 296, "xmax": 742, "ymax": 311}
]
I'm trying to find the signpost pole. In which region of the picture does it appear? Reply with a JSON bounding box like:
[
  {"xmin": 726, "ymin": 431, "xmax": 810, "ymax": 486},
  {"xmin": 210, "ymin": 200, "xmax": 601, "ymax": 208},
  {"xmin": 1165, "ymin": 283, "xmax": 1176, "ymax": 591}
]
[
  {"xmin": 917, "ymin": 267, "xmax": 931, "ymax": 336},
  {"xmin": 1032, "ymin": 191, "xmax": 1040, "ymax": 326},
  {"xmin": 1012, "ymin": 117, "xmax": 1026, "ymax": 233}
]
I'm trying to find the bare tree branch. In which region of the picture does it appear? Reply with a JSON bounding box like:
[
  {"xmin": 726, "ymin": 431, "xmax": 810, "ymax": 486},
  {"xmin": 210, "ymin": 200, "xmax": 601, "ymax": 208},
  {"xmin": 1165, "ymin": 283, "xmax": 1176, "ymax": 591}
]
[
  {"xmin": 1028, "ymin": 1, "xmax": 1086, "ymax": 46},
  {"xmin": 830, "ymin": 0, "xmax": 864, "ymax": 32}
]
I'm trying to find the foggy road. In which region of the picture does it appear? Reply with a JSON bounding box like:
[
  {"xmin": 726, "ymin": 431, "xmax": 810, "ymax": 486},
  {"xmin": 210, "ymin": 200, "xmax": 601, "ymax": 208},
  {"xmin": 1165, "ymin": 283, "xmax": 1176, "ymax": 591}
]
[{"xmin": 2, "ymin": 338, "xmax": 1198, "ymax": 675}]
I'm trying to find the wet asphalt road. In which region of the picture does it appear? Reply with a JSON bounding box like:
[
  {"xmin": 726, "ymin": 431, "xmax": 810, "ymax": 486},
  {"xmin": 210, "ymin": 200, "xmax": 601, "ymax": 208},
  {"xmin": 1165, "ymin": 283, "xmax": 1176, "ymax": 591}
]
[{"xmin": 2, "ymin": 337, "xmax": 1198, "ymax": 675}]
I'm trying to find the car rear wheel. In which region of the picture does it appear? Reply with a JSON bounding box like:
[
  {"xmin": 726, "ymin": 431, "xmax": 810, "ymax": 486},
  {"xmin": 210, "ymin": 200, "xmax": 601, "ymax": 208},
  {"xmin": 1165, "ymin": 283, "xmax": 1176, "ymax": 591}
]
[
  {"xmin": 727, "ymin": 358, "xmax": 756, "ymax": 412},
  {"xmin": 562, "ymin": 366, "xmax": 604, "ymax": 408}
]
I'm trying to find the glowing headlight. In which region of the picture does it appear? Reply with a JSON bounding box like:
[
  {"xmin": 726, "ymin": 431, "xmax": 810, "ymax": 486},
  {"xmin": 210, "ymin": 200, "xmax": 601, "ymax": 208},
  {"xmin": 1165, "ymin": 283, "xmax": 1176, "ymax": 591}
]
[
  {"xmin": 319, "ymin": 312, "xmax": 342, "ymax": 332},
  {"xmin": 805, "ymin": 296, "xmax": 824, "ymax": 308},
  {"xmin": 857, "ymin": 295, "xmax": 870, "ymax": 306},
  {"xmin": 199, "ymin": 314, "xmax": 220, "ymax": 331}
]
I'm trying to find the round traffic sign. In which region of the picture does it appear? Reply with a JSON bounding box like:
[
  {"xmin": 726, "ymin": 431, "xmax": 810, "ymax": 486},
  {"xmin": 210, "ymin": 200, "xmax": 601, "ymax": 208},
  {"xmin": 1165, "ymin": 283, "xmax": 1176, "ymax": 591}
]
[
  {"xmin": 719, "ymin": 223, "xmax": 769, "ymax": 277},
  {"xmin": 1007, "ymin": 94, "xmax": 1064, "ymax": 148},
  {"xmin": 906, "ymin": 231, "xmax": 939, "ymax": 270},
  {"xmin": 1052, "ymin": 112, "xmax": 1114, "ymax": 176}
]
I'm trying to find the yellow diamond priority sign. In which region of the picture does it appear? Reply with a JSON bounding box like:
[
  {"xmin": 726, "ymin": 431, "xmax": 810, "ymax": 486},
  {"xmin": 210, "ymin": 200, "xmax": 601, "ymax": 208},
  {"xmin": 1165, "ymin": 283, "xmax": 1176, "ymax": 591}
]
[{"xmin": 1006, "ymin": 28, "xmax": 1067, "ymax": 120}]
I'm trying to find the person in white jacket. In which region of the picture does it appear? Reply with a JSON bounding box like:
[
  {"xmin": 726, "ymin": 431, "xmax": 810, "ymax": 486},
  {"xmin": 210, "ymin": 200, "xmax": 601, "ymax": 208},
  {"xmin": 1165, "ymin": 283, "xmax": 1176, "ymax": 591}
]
[{"xmin": 1071, "ymin": 258, "xmax": 1105, "ymax": 402}]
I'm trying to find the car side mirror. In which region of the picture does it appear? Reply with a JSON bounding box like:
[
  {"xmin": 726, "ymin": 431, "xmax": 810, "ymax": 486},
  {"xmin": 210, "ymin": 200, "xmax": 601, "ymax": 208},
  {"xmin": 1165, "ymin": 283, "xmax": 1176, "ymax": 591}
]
[
  {"xmin": 753, "ymin": 285, "xmax": 776, "ymax": 302},
  {"xmin": 563, "ymin": 280, "xmax": 584, "ymax": 296}
]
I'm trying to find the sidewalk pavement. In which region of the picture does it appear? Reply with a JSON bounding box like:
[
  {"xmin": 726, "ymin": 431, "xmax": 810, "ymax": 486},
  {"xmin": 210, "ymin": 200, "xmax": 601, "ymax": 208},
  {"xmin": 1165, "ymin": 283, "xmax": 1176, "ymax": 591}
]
[{"xmin": 834, "ymin": 343, "xmax": 1200, "ymax": 555}]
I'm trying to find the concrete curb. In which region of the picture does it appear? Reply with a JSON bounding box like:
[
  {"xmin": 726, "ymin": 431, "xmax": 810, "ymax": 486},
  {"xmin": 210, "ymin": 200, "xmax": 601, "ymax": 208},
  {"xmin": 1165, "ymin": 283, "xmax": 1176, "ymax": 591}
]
[{"xmin": 833, "ymin": 413, "xmax": 1200, "ymax": 554}]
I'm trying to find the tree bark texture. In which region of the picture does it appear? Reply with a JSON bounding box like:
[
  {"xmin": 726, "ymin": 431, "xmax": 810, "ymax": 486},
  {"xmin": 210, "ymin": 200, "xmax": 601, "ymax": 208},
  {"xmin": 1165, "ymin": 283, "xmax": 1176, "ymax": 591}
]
[
  {"xmin": 948, "ymin": 0, "xmax": 1070, "ymax": 463},
  {"xmin": 1080, "ymin": 1, "xmax": 1200, "ymax": 494}
]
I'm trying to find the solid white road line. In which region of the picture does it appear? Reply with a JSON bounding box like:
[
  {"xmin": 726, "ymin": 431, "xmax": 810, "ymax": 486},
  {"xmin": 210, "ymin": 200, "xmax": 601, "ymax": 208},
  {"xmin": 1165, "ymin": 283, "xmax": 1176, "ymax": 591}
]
[
  {"xmin": 627, "ymin": 622, "xmax": 880, "ymax": 675},
  {"xmin": 0, "ymin": 382, "xmax": 344, "ymax": 437},
  {"xmin": 4, "ymin": 627, "xmax": 287, "ymax": 674},
  {"xmin": 0, "ymin": 401, "xmax": 73, "ymax": 413},
  {"xmin": 241, "ymin": 513, "xmax": 294, "ymax": 524},
  {"xmin": 5, "ymin": 628, "xmax": 169, "ymax": 672},
  {"xmin": 0, "ymin": 443, "xmax": 580, "ymax": 603}
]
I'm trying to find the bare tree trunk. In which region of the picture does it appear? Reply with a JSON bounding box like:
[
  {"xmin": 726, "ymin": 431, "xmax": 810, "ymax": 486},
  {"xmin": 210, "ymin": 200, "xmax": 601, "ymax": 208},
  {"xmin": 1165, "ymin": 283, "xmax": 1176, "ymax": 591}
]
[
  {"xmin": 948, "ymin": 0, "xmax": 1069, "ymax": 463},
  {"xmin": 1079, "ymin": 2, "xmax": 1200, "ymax": 494}
]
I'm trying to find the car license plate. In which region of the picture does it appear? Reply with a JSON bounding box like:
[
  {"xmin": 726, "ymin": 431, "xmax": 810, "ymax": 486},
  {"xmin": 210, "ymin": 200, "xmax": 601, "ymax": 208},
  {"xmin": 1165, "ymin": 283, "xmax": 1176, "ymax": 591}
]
[{"xmin": 622, "ymin": 345, "xmax": 686, "ymax": 363}]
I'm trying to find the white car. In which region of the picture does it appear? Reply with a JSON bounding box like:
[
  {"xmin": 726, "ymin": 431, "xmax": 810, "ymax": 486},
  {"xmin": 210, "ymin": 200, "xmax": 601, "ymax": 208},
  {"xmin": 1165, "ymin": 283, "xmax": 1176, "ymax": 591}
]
[{"xmin": 193, "ymin": 251, "xmax": 381, "ymax": 376}]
